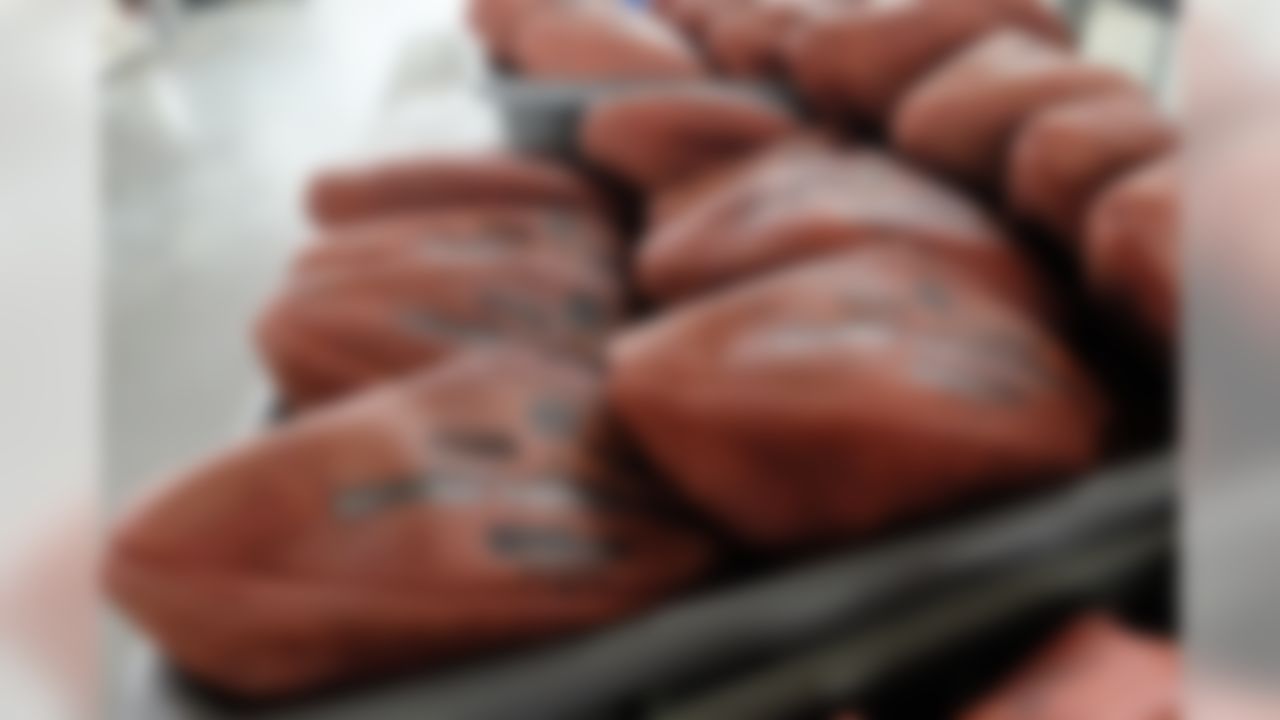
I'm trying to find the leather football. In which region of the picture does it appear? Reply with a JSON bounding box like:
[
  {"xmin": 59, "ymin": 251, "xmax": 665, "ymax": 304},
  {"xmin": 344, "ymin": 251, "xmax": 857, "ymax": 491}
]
[
  {"xmin": 1010, "ymin": 93, "xmax": 1177, "ymax": 240},
  {"xmin": 637, "ymin": 137, "xmax": 1046, "ymax": 314},
  {"xmin": 258, "ymin": 236, "xmax": 621, "ymax": 408},
  {"xmin": 293, "ymin": 205, "xmax": 621, "ymax": 277},
  {"xmin": 1085, "ymin": 155, "xmax": 1178, "ymax": 342},
  {"xmin": 470, "ymin": 0, "xmax": 618, "ymax": 64},
  {"xmin": 704, "ymin": 0, "xmax": 840, "ymax": 78},
  {"xmin": 470, "ymin": 0, "xmax": 577, "ymax": 62},
  {"xmin": 787, "ymin": 0, "xmax": 1071, "ymax": 122},
  {"xmin": 610, "ymin": 244, "xmax": 1105, "ymax": 550},
  {"xmin": 961, "ymin": 615, "xmax": 1179, "ymax": 720},
  {"xmin": 510, "ymin": 2, "xmax": 706, "ymax": 80},
  {"xmin": 106, "ymin": 349, "xmax": 715, "ymax": 698},
  {"xmin": 892, "ymin": 30, "xmax": 1138, "ymax": 191},
  {"xmin": 657, "ymin": 0, "xmax": 741, "ymax": 40},
  {"xmin": 307, "ymin": 153, "xmax": 608, "ymax": 228},
  {"xmin": 648, "ymin": 158, "xmax": 752, "ymax": 227},
  {"xmin": 580, "ymin": 84, "xmax": 798, "ymax": 192}
]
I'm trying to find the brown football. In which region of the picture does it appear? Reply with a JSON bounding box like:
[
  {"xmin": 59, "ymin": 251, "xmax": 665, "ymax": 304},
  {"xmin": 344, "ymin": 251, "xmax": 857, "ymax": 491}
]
[
  {"xmin": 469, "ymin": 0, "xmax": 582, "ymax": 62},
  {"xmin": 106, "ymin": 349, "xmax": 715, "ymax": 698},
  {"xmin": 610, "ymin": 244, "xmax": 1105, "ymax": 550},
  {"xmin": 961, "ymin": 615, "xmax": 1179, "ymax": 720},
  {"xmin": 637, "ymin": 137, "xmax": 1046, "ymax": 315},
  {"xmin": 580, "ymin": 84, "xmax": 798, "ymax": 192},
  {"xmin": 293, "ymin": 205, "xmax": 621, "ymax": 277},
  {"xmin": 658, "ymin": 0, "xmax": 742, "ymax": 40},
  {"xmin": 787, "ymin": 0, "xmax": 1071, "ymax": 122},
  {"xmin": 704, "ymin": 0, "xmax": 840, "ymax": 78},
  {"xmin": 648, "ymin": 155, "xmax": 757, "ymax": 227},
  {"xmin": 307, "ymin": 153, "xmax": 608, "ymax": 228},
  {"xmin": 1085, "ymin": 155, "xmax": 1178, "ymax": 342},
  {"xmin": 892, "ymin": 30, "xmax": 1138, "ymax": 191},
  {"xmin": 1010, "ymin": 93, "xmax": 1177, "ymax": 240},
  {"xmin": 510, "ymin": 2, "xmax": 706, "ymax": 81},
  {"xmin": 258, "ymin": 239, "xmax": 621, "ymax": 408}
]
